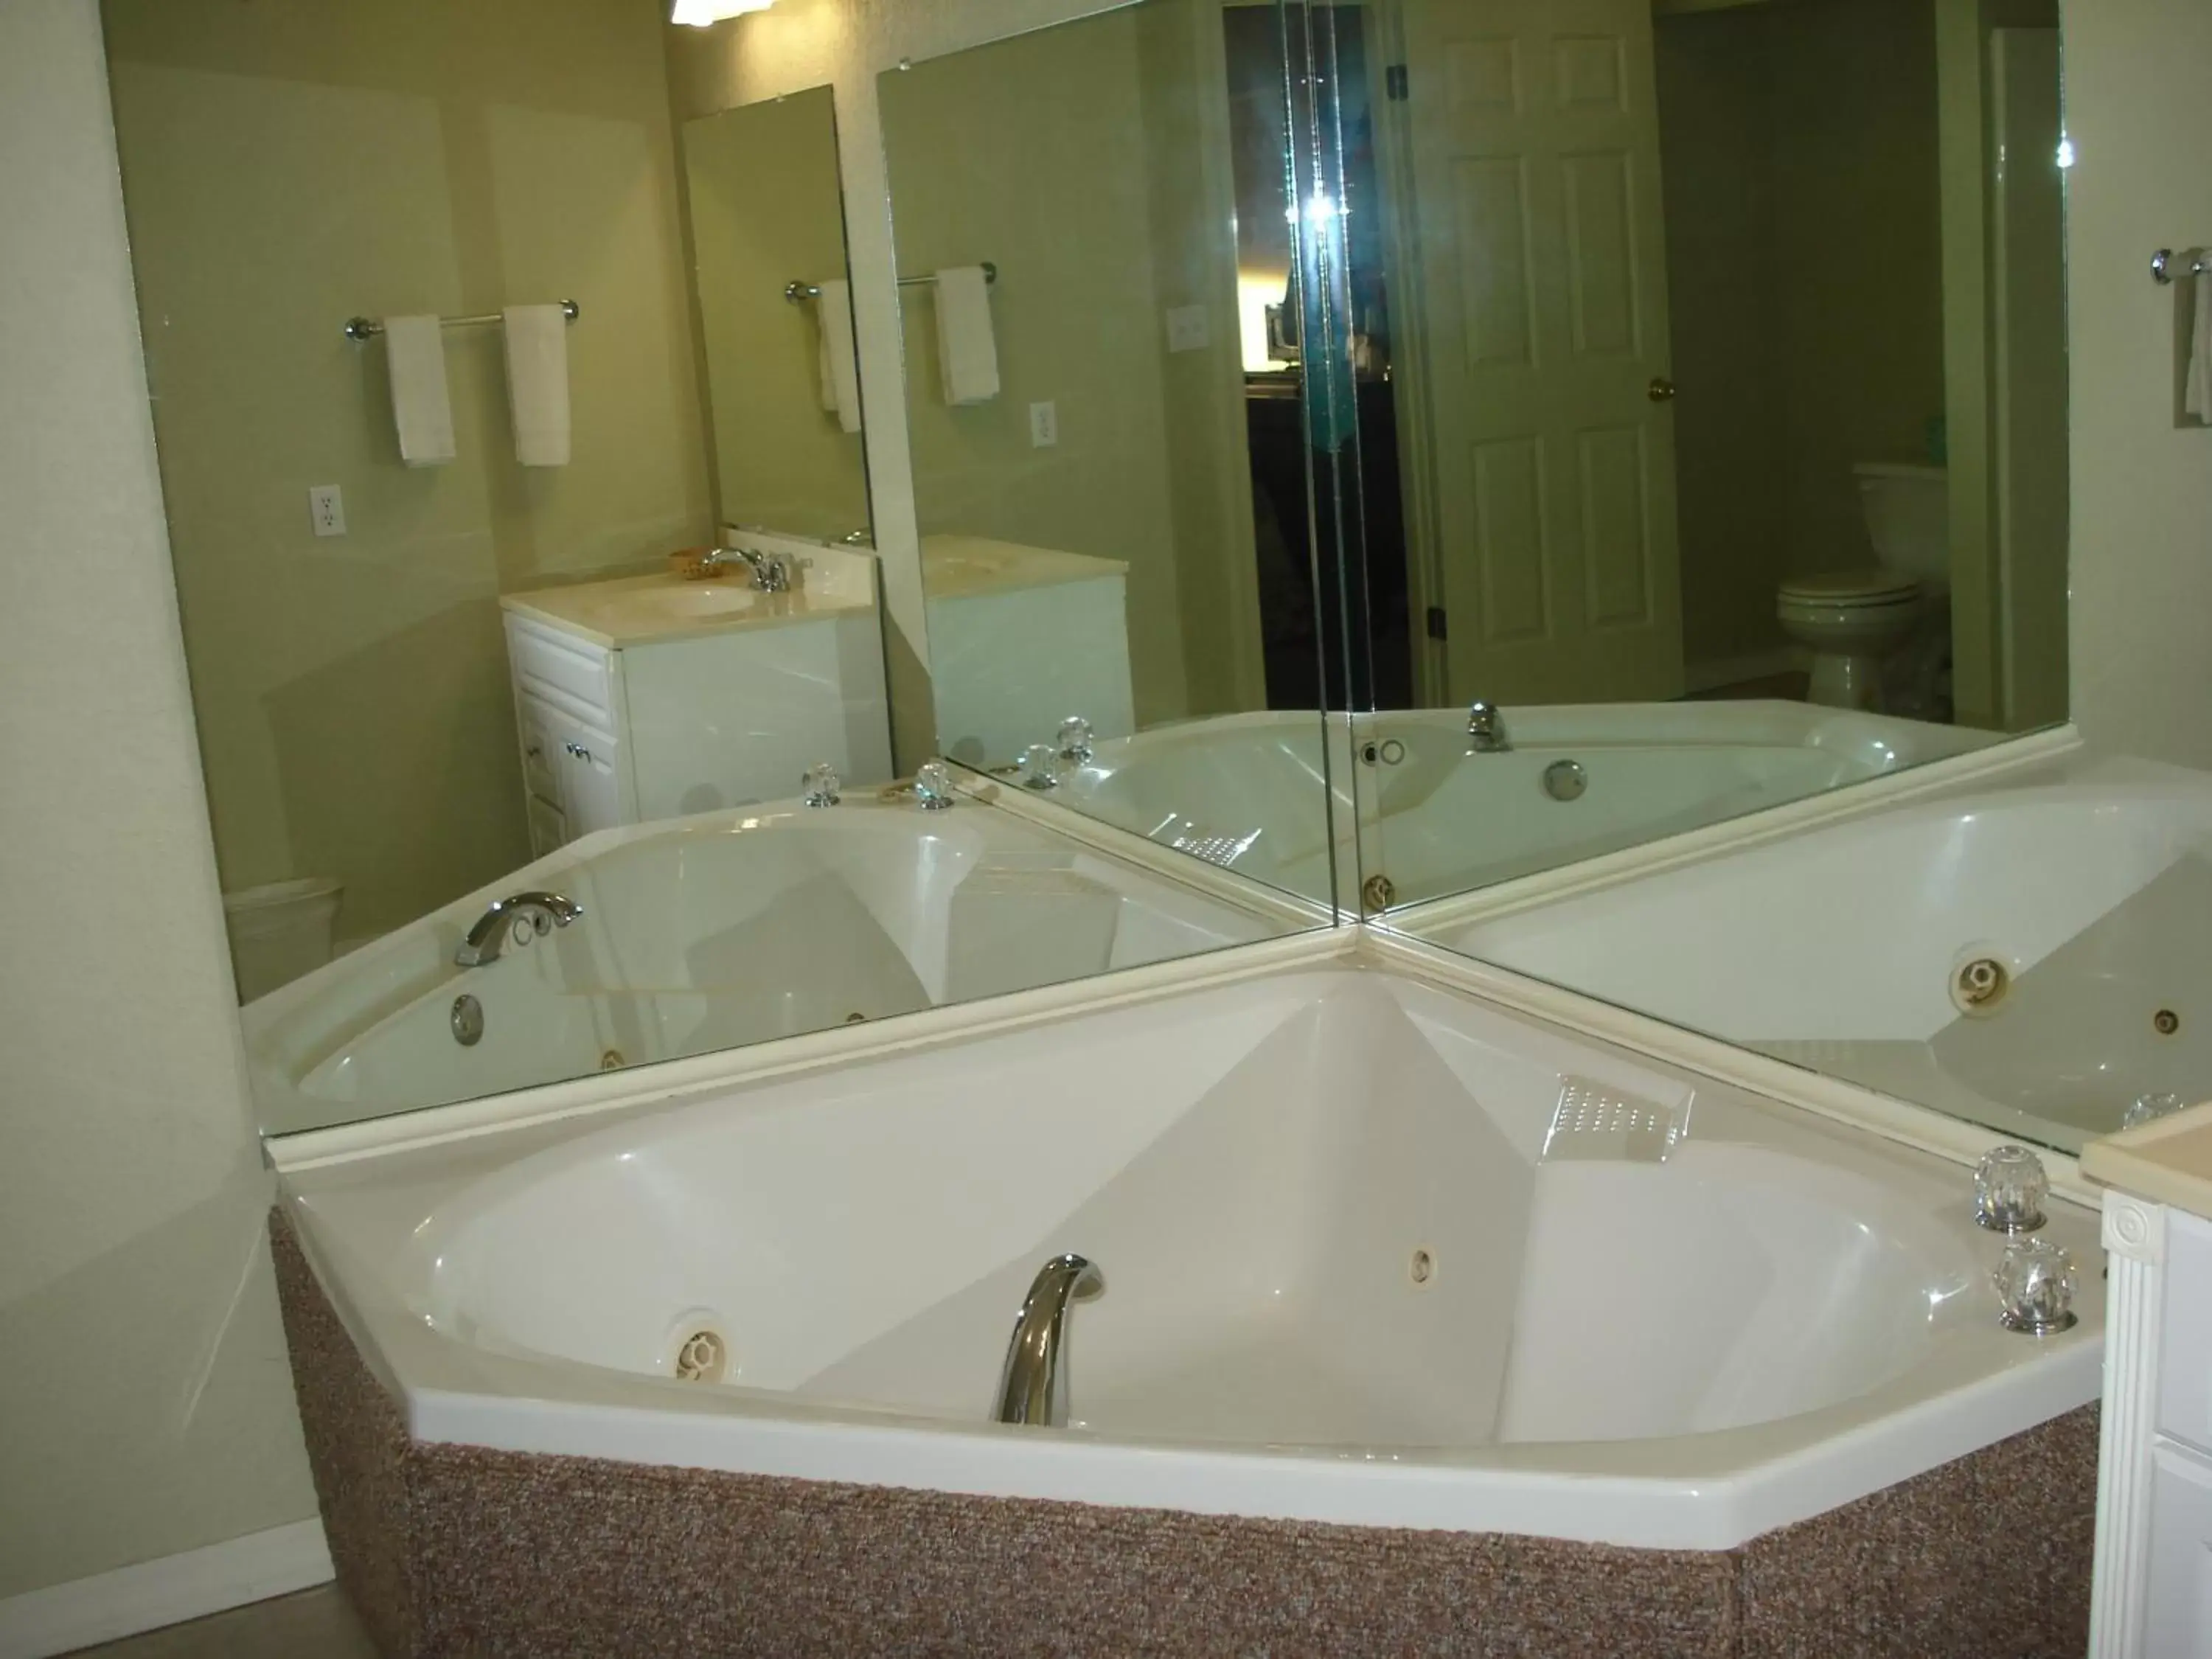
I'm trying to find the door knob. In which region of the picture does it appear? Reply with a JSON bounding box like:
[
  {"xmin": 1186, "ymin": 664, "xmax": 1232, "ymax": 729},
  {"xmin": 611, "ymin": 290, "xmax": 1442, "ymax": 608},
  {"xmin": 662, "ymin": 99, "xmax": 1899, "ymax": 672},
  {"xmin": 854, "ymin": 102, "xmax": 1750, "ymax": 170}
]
[{"xmin": 1647, "ymin": 376, "xmax": 1677, "ymax": 403}]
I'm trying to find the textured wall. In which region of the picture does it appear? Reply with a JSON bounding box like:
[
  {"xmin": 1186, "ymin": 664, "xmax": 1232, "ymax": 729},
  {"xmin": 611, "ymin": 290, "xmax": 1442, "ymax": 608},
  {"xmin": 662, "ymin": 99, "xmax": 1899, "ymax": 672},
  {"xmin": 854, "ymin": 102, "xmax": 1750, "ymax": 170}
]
[{"xmin": 0, "ymin": 0, "xmax": 319, "ymax": 1601}]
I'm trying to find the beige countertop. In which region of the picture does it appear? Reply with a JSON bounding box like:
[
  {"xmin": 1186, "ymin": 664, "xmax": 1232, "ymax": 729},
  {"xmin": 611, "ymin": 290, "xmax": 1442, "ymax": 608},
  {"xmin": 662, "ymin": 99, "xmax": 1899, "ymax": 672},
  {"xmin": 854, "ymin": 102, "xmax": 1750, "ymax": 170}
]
[
  {"xmin": 2081, "ymin": 1100, "xmax": 2212, "ymax": 1217},
  {"xmin": 501, "ymin": 569, "xmax": 874, "ymax": 650},
  {"xmin": 921, "ymin": 534, "xmax": 1130, "ymax": 599}
]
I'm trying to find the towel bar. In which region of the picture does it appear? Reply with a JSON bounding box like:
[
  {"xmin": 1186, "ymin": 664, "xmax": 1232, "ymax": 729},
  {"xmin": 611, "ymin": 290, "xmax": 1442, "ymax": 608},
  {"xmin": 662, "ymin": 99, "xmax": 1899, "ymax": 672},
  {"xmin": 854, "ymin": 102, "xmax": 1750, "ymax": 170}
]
[
  {"xmin": 785, "ymin": 263, "xmax": 996, "ymax": 305},
  {"xmin": 344, "ymin": 299, "xmax": 580, "ymax": 342}
]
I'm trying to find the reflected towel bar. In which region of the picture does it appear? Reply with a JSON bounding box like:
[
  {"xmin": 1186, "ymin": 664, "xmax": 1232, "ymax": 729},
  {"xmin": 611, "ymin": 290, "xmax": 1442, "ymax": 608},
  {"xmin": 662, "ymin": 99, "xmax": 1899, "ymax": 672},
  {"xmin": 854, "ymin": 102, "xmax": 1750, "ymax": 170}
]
[
  {"xmin": 344, "ymin": 299, "xmax": 580, "ymax": 342},
  {"xmin": 2150, "ymin": 248, "xmax": 2208, "ymax": 285},
  {"xmin": 785, "ymin": 263, "xmax": 997, "ymax": 305}
]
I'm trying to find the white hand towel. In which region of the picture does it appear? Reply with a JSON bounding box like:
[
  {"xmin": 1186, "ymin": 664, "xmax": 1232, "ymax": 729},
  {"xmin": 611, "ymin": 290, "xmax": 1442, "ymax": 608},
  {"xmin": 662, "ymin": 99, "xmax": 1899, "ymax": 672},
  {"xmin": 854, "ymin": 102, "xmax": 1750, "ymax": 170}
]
[
  {"xmin": 501, "ymin": 305, "xmax": 571, "ymax": 467},
  {"xmin": 2189, "ymin": 266, "xmax": 2212, "ymax": 422},
  {"xmin": 816, "ymin": 279, "xmax": 863, "ymax": 435},
  {"xmin": 933, "ymin": 265, "xmax": 999, "ymax": 406},
  {"xmin": 383, "ymin": 315, "xmax": 453, "ymax": 467}
]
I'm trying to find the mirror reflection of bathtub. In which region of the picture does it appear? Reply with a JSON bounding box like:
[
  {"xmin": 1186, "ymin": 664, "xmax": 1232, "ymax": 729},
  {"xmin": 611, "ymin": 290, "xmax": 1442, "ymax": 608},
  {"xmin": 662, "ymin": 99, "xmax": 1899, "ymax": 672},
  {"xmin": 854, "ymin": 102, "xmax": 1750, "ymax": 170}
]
[
  {"xmin": 1414, "ymin": 751, "xmax": 2211, "ymax": 1155},
  {"xmin": 1035, "ymin": 702, "xmax": 1995, "ymax": 908},
  {"xmin": 244, "ymin": 795, "xmax": 1298, "ymax": 1135}
]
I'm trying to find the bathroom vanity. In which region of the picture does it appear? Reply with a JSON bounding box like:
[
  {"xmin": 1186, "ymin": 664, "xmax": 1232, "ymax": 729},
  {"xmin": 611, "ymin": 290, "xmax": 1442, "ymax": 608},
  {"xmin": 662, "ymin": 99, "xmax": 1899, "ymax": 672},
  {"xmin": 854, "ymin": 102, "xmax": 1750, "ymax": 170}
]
[
  {"xmin": 921, "ymin": 535, "xmax": 1135, "ymax": 768},
  {"xmin": 2082, "ymin": 1112, "xmax": 2212, "ymax": 1657},
  {"xmin": 500, "ymin": 546, "xmax": 891, "ymax": 850}
]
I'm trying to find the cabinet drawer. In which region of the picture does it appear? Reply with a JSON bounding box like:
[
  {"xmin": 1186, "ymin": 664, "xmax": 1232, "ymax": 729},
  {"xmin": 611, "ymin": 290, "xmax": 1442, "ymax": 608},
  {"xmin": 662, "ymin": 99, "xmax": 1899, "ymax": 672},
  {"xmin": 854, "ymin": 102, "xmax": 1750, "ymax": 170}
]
[
  {"xmin": 2159, "ymin": 1210, "xmax": 2212, "ymax": 1455},
  {"xmin": 505, "ymin": 615, "xmax": 614, "ymax": 720}
]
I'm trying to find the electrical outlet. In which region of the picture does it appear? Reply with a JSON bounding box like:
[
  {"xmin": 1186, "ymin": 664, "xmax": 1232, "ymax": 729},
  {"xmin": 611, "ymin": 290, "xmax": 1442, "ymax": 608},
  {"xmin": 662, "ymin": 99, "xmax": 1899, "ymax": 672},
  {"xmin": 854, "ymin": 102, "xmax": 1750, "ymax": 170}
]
[
  {"xmin": 1028, "ymin": 401, "xmax": 1059, "ymax": 448},
  {"xmin": 1165, "ymin": 305, "xmax": 1210, "ymax": 352},
  {"xmin": 309, "ymin": 484, "xmax": 346, "ymax": 538}
]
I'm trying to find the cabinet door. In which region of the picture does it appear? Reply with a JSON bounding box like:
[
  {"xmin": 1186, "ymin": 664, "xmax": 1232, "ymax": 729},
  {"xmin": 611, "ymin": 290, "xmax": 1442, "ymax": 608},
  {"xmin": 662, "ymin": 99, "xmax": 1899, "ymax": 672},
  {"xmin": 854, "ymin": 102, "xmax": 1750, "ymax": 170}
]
[
  {"xmin": 526, "ymin": 793, "xmax": 568, "ymax": 859},
  {"xmin": 515, "ymin": 698, "xmax": 563, "ymax": 813},
  {"xmin": 517, "ymin": 691, "xmax": 625, "ymax": 839},
  {"xmin": 2146, "ymin": 1441, "xmax": 2212, "ymax": 1655},
  {"xmin": 557, "ymin": 729, "xmax": 623, "ymax": 837}
]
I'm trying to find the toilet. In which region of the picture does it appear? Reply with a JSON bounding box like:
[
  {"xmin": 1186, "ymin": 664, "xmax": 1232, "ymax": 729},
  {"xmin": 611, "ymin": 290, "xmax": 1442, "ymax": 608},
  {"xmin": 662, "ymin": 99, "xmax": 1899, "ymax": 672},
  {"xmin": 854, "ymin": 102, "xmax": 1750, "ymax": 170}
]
[
  {"xmin": 1776, "ymin": 462, "xmax": 1950, "ymax": 712},
  {"xmin": 223, "ymin": 877, "xmax": 343, "ymax": 1004}
]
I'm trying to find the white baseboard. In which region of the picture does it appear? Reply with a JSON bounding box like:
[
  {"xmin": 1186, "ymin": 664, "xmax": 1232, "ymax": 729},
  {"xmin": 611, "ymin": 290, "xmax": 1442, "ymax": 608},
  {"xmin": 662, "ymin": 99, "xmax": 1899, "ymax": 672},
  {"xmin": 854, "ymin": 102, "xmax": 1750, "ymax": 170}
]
[
  {"xmin": 1681, "ymin": 646, "xmax": 1809, "ymax": 694},
  {"xmin": 0, "ymin": 1520, "xmax": 333, "ymax": 1659}
]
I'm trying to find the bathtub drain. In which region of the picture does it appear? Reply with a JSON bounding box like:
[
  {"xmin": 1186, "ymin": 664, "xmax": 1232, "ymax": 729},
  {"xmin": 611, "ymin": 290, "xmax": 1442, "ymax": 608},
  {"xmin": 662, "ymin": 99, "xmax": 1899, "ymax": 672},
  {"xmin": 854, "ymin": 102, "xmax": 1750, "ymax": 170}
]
[
  {"xmin": 674, "ymin": 1329, "xmax": 727, "ymax": 1382},
  {"xmin": 1952, "ymin": 956, "xmax": 2010, "ymax": 1015},
  {"xmin": 2155, "ymin": 1008, "xmax": 2182, "ymax": 1036},
  {"xmin": 665, "ymin": 1313, "xmax": 734, "ymax": 1383},
  {"xmin": 1408, "ymin": 1248, "xmax": 1436, "ymax": 1287}
]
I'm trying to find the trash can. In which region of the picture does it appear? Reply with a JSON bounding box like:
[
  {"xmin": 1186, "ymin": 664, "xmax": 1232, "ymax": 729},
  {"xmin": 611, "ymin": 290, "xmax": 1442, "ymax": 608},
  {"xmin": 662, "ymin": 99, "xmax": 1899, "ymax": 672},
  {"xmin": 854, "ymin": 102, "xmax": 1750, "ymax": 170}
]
[{"xmin": 223, "ymin": 877, "xmax": 343, "ymax": 1004}]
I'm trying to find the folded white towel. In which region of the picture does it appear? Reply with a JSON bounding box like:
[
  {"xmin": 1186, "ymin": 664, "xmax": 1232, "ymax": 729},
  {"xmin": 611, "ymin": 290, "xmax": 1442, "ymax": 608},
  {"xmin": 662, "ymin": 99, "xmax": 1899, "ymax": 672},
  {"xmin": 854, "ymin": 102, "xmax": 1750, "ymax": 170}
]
[
  {"xmin": 933, "ymin": 265, "xmax": 999, "ymax": 406},
  {"xmin": 815, "ymin": 279, "xmax": 863, "ymax": 435},
  {"xmin": 383, "ymin": 315, "xmax": 453, "ymax": 467},
  {"xmin": 2189, "ymin": 265, "xmax": 2212, "ymax": 422},
  {"xmin": 502, "ymin": 305, "xmax": 571, "ymax": 467}
]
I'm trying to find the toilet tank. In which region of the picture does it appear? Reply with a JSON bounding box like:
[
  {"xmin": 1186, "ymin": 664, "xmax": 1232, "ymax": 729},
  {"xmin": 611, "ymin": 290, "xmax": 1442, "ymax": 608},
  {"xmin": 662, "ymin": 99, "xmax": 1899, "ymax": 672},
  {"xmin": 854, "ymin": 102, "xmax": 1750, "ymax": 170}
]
[{"xmin": 1854, "ymin": 462, "xmax": 1950, "ymax": 587}]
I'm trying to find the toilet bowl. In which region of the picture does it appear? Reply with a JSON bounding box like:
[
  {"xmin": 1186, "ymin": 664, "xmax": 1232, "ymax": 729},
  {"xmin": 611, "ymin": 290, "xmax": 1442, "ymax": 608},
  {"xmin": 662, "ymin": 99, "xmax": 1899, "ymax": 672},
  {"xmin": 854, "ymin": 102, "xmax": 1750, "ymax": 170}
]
[
  {"xmin": 1776, "ymin": 571, "xmax": 1923, "ymax": 711},
  {"xmin": 1778, "ymin": 462, "xmax": 1950, "ymax": 713}
]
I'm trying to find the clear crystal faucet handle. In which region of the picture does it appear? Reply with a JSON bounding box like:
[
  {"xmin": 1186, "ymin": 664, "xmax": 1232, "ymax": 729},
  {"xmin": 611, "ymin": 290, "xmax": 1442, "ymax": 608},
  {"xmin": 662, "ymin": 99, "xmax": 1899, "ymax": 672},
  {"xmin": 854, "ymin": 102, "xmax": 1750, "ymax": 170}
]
[
  {"xmin": 1057, "ymin": 716, "xmax": 1094, "ymax": 766},
  {"xmin": 1973, "ymin": 1144, "xmax": 2048, "ymax": 1233},
  {"xmin": 1019, "ymin": 744, "xmax": 1061, "ymax": 790},
  {"xmin": 800, "ymin": 762, "xmax": 841, "ymax": 808},
  {"xmin": 2125, "ymin": 1091, "xmax": 2185, "ymax": 1130},
  {"xmin": 913, "ymin": 759, "xmax": 956, "ymax": 811},
  {"xmin": 1993, "ymin": 1236, "xmax": 2078, "ymax": 1334}
]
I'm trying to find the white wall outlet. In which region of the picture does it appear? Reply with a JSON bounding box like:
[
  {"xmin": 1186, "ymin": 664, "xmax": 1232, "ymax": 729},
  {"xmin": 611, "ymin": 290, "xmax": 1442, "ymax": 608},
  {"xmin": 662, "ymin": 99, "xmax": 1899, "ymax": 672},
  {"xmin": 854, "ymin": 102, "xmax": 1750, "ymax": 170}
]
[
  {"xmin": 308, "ymin": 484, "xmax": 346, "ymax": 538},
  {"xmin": 1028, "ymin": 400, "xmax": 1059, "ymax": 448},
  {"xmin": 1165, "ymin": 305, "xmax": 1210, "ymax": 353}
]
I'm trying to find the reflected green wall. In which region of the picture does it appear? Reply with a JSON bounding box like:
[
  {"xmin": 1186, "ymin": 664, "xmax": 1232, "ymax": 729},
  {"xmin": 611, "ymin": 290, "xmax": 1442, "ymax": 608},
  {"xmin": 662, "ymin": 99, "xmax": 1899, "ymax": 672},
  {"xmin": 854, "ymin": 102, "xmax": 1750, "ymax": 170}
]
[
  {"xmin": 104, "ymin": 0, "xmax": 714, "ymax": 941},
  {"xmin": 682, "ymin": 88, "xmax": 870, "ymax": 540}
]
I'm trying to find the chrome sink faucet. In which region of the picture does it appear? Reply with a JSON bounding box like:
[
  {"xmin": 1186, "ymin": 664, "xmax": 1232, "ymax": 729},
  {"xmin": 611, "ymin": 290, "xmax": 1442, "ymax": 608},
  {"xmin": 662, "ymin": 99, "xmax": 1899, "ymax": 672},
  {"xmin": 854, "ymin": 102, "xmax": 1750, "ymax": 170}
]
[
  {"xmin": 994, "ymin": 1253, "xmax": 1104, "ymax": 1427},
  {"xmin": 700, "ymin": 545, "xmax": 791, "ymax": 593},
  {"xmin": 453, "ymin": 891, "xmax": 582, "ymax": 967},
  {"xmin": 1466, "ymin": 700, "xmax": 1512, "ymax": 754}
]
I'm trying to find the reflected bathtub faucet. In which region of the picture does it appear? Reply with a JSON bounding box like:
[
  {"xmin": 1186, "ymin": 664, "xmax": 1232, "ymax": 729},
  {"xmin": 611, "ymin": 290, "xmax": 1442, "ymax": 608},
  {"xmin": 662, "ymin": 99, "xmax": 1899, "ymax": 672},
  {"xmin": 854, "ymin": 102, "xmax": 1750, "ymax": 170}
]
[
  {"xmin": 1466, "ymin": 700, "xmax": 1512, "ymax": 754},
  {"xmin": 454, "ymin": 891, "xmax": 583, "ymax": 968},
  {"xmin": 699, "ymin": 545, "xmax": 792, "ymax": 592},
  {"xmin": 995, "ymin": 1253, "xmax": 1104, "ymax": 1427}
]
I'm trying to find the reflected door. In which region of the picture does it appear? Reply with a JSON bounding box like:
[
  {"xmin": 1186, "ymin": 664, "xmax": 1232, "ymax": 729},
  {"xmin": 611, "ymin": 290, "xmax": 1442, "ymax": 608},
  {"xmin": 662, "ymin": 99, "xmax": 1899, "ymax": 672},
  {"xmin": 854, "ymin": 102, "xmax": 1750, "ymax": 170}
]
[{"xmin": 1401, "ymin": 0, "xmax": 1683, "ymax": 705}]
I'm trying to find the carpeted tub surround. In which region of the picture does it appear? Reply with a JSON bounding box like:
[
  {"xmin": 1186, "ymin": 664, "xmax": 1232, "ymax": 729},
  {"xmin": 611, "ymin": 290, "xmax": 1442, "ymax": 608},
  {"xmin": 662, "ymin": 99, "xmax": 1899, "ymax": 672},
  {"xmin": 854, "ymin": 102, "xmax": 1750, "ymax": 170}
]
[{"xmin": 271, "ymin": 1213, "xmax": 2096, "ymax": 1658}]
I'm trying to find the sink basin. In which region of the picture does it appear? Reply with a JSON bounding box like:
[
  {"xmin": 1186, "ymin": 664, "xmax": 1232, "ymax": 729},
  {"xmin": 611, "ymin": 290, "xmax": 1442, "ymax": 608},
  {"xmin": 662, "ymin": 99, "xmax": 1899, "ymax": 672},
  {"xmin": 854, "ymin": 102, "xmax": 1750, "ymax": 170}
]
[{"xmin": 501, "ymin": 568, "xmax": 872, "ymax": 647}]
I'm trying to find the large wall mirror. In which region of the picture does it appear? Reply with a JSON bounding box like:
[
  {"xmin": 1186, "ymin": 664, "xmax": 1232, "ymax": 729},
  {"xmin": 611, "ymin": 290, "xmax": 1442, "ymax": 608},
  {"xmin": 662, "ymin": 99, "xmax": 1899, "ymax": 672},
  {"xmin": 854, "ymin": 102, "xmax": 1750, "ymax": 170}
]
[
  {"xmin": 1323, "ymin": 0, "xmax": 2075, "ymax": 1143},
  {"xmin": 877, "ymin": 1, "xmax": 1354, "ymax": 910},
  {"xmin": 1324, "ymin": 0, "xmax": 2067, "ymax": 914},
  {"xmin": 100, "ymin": 0, "xmax": 1335, "ymax": 1138},
  {"xmin": 682, "ymin": 87, "xmax": 872, "ymax": 543}
]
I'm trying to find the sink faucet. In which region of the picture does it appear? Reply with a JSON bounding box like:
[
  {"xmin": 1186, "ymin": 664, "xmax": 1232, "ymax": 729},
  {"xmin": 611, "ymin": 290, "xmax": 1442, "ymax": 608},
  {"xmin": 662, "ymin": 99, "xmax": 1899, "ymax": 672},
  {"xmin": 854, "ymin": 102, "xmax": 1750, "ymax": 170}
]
[
  {"xmin": 1466, "ymin": 700, "xmax": 1511, "ymax": 754},
  {"xmin": 994, "ymin": 1253, "xmax": 1104, "ymax": 1427},
  {"xmin": 454, "ymin": 891, "xmax": 582, "ymax": 967},
  {"xmin": 700, "ymin": 545, "xmax": 791, "ymax": 593}
]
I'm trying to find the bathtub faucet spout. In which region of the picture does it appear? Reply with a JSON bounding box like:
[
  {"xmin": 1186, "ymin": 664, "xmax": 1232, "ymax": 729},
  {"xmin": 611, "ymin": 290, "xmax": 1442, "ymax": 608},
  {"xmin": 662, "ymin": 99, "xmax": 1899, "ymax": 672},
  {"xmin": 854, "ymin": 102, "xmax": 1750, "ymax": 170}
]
[
  {"xmin": 454, "ymin": 891, "xmax": 583, "ymax": 967},
  {"xmin": 994, "ymin": 1253, "xmax": 1104, "ymax": 1427},
  {"xmin": 1466, "ymin": 700, "xmax": 1512, "ymax": 754}
]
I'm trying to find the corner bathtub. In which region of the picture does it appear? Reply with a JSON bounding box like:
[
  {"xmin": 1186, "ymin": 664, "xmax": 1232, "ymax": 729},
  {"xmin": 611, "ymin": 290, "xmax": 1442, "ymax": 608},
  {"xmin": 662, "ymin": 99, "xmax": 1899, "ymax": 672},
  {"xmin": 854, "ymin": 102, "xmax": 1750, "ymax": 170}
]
[
  {"xmin": 1421, "ymin": 751, "xmax": 2212, "ymax": 1152},
  {"xmin": 276, "ymin": 964, "xmax": 2098, "ymax": 1557},
  {"xmin": 243, "ymin": 794, "xmax": 1289, "ymax": 1134},
  {"xmin": 1043, "ymin": 702, "xmax": 1992, "ymax": 907}
]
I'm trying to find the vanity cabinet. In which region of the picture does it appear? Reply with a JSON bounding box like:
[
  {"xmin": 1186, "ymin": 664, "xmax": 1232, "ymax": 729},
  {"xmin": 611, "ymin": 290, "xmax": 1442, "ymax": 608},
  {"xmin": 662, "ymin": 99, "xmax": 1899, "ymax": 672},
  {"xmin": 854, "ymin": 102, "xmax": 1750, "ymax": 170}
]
[
  {"xmin": 500, "ymin": 560, "xmax": 891, "ymax": 850},
  {"xmin": 2084, "ymin": 1159, "xmax": 2212, "ymax": 1658}
]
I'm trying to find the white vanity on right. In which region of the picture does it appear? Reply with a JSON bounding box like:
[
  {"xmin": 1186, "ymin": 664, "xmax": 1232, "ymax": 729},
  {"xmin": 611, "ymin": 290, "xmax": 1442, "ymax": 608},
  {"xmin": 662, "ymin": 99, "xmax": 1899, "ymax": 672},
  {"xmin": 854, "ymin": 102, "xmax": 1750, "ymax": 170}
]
[{"xmin": 2083, "ymin": 1110, "xmax": 2212, "ymax": 1657}]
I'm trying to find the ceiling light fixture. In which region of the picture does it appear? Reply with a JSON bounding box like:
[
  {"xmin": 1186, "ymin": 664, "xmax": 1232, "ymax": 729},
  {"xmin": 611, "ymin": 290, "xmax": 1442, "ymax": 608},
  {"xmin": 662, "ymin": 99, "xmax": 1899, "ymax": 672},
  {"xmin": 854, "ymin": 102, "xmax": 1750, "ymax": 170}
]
[{"xmin": 671, "ymin": 0, "xmax": 773, "ymax": 27}]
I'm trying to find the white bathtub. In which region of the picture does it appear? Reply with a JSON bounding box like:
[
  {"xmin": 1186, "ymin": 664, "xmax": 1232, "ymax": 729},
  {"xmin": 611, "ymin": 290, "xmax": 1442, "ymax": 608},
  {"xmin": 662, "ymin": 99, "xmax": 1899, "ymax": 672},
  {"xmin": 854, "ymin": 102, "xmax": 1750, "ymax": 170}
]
[
  {"xmin": 276, "ymin": 963, "xmax": 2098, "ymax": 1551},
  {"xmin": 244, "ymin": 794, "xmax": 1291, "ymax": 1135},
  {"xmin": 1422, "ymin": 751, "xmax": 2212, "ymax": 1152},
  {"xmin": 1045, "ymin": 703, "xmax": 1991, "ymax": 907}
]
